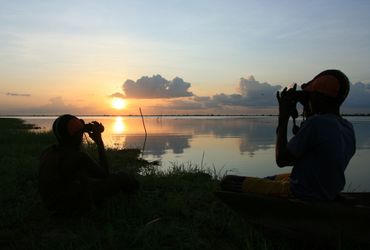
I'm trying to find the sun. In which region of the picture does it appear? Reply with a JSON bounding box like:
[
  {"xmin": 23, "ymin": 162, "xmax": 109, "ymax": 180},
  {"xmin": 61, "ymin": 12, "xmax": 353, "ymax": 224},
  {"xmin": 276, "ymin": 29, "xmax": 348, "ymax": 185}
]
[{"xmin": 111, "ymin": 98, "xmax": 127, "ymax": 110}]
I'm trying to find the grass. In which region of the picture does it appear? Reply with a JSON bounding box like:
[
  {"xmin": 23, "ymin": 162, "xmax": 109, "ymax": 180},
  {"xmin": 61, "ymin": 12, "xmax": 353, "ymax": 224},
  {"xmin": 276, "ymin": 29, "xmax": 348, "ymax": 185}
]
[
  {"xmin": 0, "ymin": 118, "xmax": 281, "ymax": 250},
  {"xmin": 0, "ymin": 118, "xmax": 363, "ymax": 250}
]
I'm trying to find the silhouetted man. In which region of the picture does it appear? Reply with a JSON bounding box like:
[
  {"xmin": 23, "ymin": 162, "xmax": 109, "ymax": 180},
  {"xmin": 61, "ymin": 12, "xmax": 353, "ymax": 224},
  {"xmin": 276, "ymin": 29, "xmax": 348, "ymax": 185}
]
[
  {"xmin": 221, "ymin": 69, "xmax": 356, "ymax": 200},
  {"xmin": 275, "ymin": 69, "xmax": 356, "ymax": 200},
  {"xmin": 39, "ymin": 114, "xmax": 139, "ymax": 215}
]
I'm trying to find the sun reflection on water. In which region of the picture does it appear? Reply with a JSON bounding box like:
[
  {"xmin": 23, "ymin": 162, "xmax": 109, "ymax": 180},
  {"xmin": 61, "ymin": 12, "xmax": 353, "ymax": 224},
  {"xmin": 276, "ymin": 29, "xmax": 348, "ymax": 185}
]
[{"xmin": 113, "ymin": 116, "xmax": 126, "ymax": 134}]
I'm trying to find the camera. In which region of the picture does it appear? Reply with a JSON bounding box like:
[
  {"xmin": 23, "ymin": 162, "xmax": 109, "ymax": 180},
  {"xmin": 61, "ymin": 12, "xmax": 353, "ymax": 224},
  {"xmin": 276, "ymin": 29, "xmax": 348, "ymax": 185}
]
[{"xmin": 83, "ymin": 122, "xmax": 104, "ymax": 134}]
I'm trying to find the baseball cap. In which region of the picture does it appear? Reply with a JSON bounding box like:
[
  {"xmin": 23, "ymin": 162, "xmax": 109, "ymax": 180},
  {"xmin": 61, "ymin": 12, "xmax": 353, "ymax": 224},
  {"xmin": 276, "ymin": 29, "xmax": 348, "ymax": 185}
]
[{"xmin": 301, "ymin": 69, "xmax": 350, "ymax": 102}]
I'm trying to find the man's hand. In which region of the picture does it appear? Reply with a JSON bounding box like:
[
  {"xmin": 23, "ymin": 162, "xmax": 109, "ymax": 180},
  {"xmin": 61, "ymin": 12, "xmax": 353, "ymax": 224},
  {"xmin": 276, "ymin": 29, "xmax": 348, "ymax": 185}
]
[
  {"xmin": 276, "ymin": 84, "xmax": 297, "ymax": 120},
  {"xmin": 275, "ymin": 84, "xmax": 297, "ymax": 167},
  {"xmin": 87, "ymin": 121, "xmax": 104, "ymax": 145},
  {"xmin": 87, "ymin": 121, "xmax": 109, "ymax": 174}
]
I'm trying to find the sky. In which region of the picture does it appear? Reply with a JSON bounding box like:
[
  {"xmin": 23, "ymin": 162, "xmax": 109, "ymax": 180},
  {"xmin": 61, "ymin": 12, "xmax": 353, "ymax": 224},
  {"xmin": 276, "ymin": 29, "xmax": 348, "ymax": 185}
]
[{"xmin": 1, "ymin": 0, "xmax": 370, "ymax": 115}]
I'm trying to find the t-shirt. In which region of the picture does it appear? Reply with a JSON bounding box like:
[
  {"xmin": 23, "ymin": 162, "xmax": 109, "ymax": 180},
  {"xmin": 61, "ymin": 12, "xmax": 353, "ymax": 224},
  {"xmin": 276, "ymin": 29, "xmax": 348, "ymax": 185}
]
[{"xmin": 287, "ymin": 114, "xmax": 356, "ymax": 200}]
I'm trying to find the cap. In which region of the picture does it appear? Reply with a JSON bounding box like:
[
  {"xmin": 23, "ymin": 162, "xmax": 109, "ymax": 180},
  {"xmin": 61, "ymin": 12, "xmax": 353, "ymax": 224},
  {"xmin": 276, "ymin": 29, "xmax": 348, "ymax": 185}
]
[
  {"xmin": 53, "ymin": 114, "xmax": 85, "ymax": 143},
  {"xmin": 301, "ymin": 69, "xmax": 350, "ymax": 102},
  {"xmin": 302, "ymin": 75, "xmax": 340, "ymax": 97}
]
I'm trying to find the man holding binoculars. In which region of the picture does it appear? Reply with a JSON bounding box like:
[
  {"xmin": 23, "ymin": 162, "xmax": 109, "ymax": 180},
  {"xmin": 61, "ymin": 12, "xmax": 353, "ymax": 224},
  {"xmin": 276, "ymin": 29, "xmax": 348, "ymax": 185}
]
[
  {"xmin": 275, "ymin": 69, "xmax": 356, "ymax": 200},
  {"xmin": 221, "ymin": 69, "xmax": 356, "ymax": 200},
  {"xmin": 39, "ymin": 114, "xmax": 139, "ymax": 215}
]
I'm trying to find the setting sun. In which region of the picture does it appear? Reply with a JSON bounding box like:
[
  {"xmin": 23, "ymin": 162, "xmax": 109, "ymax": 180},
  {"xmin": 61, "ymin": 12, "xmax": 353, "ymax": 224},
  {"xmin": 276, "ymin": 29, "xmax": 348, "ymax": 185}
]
[{"xmin": 111, "ymin": 98, "xmax": 127, "ymax": 110}]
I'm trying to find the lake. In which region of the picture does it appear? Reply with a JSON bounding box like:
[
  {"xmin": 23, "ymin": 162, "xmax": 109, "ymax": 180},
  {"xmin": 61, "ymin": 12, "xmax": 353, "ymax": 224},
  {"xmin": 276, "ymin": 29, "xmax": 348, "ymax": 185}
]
[{"xmin": 23, "ymin": 115, "xmax": 370, "ymax": 191}]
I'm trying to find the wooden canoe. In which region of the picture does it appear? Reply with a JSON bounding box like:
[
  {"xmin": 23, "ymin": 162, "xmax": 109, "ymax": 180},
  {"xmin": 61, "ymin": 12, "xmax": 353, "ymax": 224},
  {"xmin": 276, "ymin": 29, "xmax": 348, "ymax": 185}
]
[{"xmin": 215, "ymin": 191, "xmax": 370, "ymax": 244}]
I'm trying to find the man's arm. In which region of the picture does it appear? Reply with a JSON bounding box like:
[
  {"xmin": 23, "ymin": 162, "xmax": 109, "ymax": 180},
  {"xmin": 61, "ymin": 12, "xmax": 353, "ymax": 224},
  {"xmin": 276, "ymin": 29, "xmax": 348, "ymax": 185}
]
[
  {"xmin": 88, "ymin": 121, "xmax": 109, "ymax": 176},
  {"xmin": 275, "ymin": 87, "xmax": 296, "ymax": 167}
]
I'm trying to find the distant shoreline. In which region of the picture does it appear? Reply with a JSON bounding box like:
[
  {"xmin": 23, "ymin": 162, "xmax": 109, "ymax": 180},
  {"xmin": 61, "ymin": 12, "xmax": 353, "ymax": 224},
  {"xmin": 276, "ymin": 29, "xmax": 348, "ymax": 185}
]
[{"xmin": 1, "ymin": 113, "xmax": 370, "ymax": 118}]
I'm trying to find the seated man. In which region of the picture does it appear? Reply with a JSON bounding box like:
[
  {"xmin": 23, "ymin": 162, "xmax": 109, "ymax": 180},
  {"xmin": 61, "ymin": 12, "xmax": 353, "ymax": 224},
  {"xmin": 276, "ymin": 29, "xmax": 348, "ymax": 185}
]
[
  {"xmin": 39, "ymin": 114, "xmax": 139, "ymax": 215},
  {"xmin": 221, "ymin": 69, "xmax": 356, "ymax": 200}
]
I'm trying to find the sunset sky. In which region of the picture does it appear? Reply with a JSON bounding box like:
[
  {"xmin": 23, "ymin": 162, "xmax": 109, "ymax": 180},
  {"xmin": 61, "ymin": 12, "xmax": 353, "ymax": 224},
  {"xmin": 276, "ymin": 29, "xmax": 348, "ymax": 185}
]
[{"xmin": 1, "ymin": 0, "xmax": 370, "ymax": 115}]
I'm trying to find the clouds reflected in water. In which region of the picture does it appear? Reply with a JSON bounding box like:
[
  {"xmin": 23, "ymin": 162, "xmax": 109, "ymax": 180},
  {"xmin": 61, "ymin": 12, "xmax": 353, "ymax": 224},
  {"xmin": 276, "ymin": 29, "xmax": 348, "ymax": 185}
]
[{"xmin": 111, "ymin": 117, "xmax": 370, "ymax": 159}]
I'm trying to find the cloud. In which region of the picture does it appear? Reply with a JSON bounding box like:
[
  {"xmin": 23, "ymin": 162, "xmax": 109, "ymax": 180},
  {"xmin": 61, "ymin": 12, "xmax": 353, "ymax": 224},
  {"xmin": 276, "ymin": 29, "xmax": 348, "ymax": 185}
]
[
  {"xmin": 150, "ymin": 76, "xmax": 282, "ymax": 114},
  {"xmin": 158, "ymin": 96, "xmax": 223, "ymax": 111},
  {"xmin": 213, "ymin": 76, "xmax": 282, "ymax": 107},
  {"xmin": 171, "ymin": 76, "xmax": 281, "ymax": 110},
  {"xmin": 108, "ymin": 92, "xmax": 125, "ymax": 98},
  {"xmin": 193, "ymin": 77, "xmax": 370, "ymax": 111},
  {"xmin": 5, "ymin": 92, "xmax": 31, "ymax": 97},
  {"xmin": 112, "ymin": 74, "xmax": 279, "ymax": 109},
  {"xmin": 32, "ymin": 96, "xmax": 79, "ymax": 114},
  {"xmin": 111, "ymin": 73, "xmax": 370, "ymax": 114},
  {"xmin": 165, "ymin": 99, "xmax": 205, "ymax": 110},
  {"xmin": 193, "ymin": 96, "xmax": 222, "ymax": 108},
  {"xmin": 122, "ymin": 75, "xmax": 193, "ymax": 99},
  {"xmin": 0, "ymin": 96, "xmax": 85, "ymax": 115},
  {"xmin": 344, "ymin": 82, "xmax": 370, "ymax": 108}
]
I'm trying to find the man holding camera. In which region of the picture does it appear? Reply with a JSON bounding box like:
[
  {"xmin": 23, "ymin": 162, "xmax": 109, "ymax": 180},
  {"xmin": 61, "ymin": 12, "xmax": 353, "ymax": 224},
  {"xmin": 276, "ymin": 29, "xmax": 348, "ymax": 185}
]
[
  {"xmin": 39, "ymin": 114, "xmax": 139, "ymax": 215},
  {"xmin": 221, "ymin": 69, "xmax": 356, "ymax": 200}
]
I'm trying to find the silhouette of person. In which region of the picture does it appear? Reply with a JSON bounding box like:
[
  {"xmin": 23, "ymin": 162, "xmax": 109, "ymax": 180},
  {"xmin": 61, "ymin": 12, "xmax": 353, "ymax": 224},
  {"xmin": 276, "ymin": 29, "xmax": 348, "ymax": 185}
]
[
  {"xmin": 221, "ymin": 69, "xmax": 356, "ymax": 200},
  {"xmin": 39, "ymin": 114, "xmax": 139, "ymax": 215}
]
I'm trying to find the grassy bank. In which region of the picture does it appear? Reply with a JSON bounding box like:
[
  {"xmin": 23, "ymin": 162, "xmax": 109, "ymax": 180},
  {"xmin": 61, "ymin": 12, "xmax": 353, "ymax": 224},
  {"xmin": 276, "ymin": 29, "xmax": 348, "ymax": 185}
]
[
  {"xmin": 0, "ymin": 118, "xmax": 286, "ymax": 250},
  {"xmin": 5, "ymin": 118, "xmax": 364, "ymax": 249}
]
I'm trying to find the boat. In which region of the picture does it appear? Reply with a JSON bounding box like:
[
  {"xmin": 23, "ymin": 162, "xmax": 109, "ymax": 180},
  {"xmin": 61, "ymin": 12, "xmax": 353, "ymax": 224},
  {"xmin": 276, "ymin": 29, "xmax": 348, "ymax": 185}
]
[{"xmin": 215, "ymin": 191, "xmax": 370, "ymax": 245}]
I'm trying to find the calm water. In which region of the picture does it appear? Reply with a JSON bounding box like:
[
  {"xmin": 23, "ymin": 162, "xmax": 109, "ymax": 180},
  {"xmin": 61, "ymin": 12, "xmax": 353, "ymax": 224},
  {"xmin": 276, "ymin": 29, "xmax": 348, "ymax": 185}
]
[{"xmin": 23, "ymin": 116, "xmax": 370, "ymax": 191}]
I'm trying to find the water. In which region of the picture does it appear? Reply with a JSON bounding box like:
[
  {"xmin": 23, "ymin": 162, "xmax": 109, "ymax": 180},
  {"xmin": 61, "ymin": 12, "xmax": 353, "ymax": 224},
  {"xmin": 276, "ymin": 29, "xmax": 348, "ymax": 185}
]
[{"xmin": 23, "ymin": 115, "xmax": 370, "ymax": 191}]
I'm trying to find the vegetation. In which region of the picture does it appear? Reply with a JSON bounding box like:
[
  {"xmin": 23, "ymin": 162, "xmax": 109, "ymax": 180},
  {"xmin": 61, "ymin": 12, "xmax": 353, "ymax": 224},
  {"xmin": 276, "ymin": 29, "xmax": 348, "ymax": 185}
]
[
  {"xmin": 0, "ymin": 118, "xmax": 281, "ymax": 250},
  {"xmin": 0, "ymin": 118, "xmax": 364, "ymax": 250}
]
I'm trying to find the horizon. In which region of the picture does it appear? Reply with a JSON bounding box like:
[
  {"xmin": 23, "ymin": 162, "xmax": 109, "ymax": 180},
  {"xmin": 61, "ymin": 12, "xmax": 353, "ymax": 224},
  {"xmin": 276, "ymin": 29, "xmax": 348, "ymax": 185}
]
[
  {"xmin": 1, "ymin": 0, "xmax": 370, "ymax": 115},
  {"xmin": 2, "ymin": 112, "xmax": 370, "ymax": 118}
]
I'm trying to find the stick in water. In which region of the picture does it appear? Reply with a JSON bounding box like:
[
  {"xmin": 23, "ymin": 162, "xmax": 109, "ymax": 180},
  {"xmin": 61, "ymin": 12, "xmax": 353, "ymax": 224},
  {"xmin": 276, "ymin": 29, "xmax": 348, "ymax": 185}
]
[
  {"xmin": 139, "ymin": 107, "xmax": 147, "ymax": 136},
  {"xmin": 139, "ymin": 107, "xmax": 147, "ymax": 157}
]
